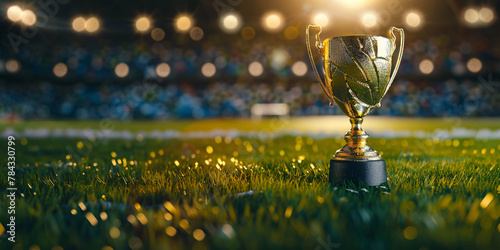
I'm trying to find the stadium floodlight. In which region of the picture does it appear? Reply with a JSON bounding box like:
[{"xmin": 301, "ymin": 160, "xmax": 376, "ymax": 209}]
[
  {"xmin": 361, "ymin": 12, "xmax": 377, "ymax": 28},
  {"xmin": 419, "ymin": 59, "xmax": 434, "ymax": 75},
  {"xmin": 201, "ymin": 63, "xmax": 216, "ymax": 77},
  {"xmin": 312, "ymin": 13, "xmax": 329, "ymax": 27},
  {"xmin": 21, "ymin": 9, "xmax": 37, "ymax": 26},
  {"xmin": 7, "ymin": 5, "xmax": 23, "ymax": 22},
  {"xmin": 72, "ymin": 17, "xmax": 86, "ymax": 32},
  {"xmin": 405, "ymin": 11, "xmax": 423, "ymax": 29},
  {"xmin": 175, "ymin": 15, "xmax": 193, "ymax": 32},
  {"xmin": 220, "ymin": 12, "xmax": 242, "ymax": 34},
  {"xmin": 248, "ymin": 62, "xmax": 264, "ymax": 77},
  {"xmin": 135, "ymin": 16, "xmax": 151, "ymax": 32},
  {"xmin": 291, "ymin": 61, "xmax": 308, "ymax": 77},
  {"xmin": 156, "ymin": 63, "xmax": 171, "ymax": 78},
  {"xmin": 262, "ymin": 11, "xmax": 285, "ymax": 32},
  {"xmin": 85, "ymin": 17, "xmax": 100, "ymax": 33}
]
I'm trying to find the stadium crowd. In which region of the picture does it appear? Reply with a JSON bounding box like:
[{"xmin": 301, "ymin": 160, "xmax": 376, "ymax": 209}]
[
  {"xmin": 0, "ymin": 76, "xmax": 498, "ymax": 120},
  {"xmin": 1, "ymin": 26, "xmax": 499, "ymax": 119}
]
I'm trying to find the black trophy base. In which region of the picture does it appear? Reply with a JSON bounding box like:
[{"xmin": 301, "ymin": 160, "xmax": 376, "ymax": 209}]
[{"xmin": 330, "ymin": 159, "xmax": 387, "ymax": 187}]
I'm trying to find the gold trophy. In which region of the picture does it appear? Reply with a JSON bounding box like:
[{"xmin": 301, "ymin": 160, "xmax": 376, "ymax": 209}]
[{"xmin": 306, "ymin": 25, "xmax": 404, "ymax": 186}]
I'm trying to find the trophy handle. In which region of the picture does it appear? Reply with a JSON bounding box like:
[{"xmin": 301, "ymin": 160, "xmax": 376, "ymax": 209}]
[
  {"xmin": 386, "ymin": 27, "xmax": 405, "ymax": 95},
  {"xmin": 306, "ymin": 24, "xmax": 335, "ymax": 107}
]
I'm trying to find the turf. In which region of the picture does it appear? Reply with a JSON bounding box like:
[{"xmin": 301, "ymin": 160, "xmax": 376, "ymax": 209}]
[{"xmin": 1, "ymin": 121, "xmax": 500, "ymax": 249}]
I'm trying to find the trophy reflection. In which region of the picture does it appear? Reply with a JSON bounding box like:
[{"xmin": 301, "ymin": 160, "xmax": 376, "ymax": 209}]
[{"xmin": 306, "ymin": 25, "xmax": 404, "ymax": 186}]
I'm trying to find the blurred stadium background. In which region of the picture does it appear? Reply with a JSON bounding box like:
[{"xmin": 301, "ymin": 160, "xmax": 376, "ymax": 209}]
[{"xmin": 0, "ymin": 0, "xmax": 499, "ymax": 121}]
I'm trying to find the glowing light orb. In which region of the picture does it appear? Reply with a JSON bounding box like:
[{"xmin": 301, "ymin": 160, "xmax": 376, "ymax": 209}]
[
  {"xmin": 53, "ymin": 63, "xmax": 68, "ymax": 77},
  {"xmin": 135, "ymin": 17, "xmax": 151, "ymax": 32},
  {"xmin": 156, "ymin": 63, "xmax": 171, "ymax": 78},
  {"xmin": 189, "ymin": 27, "xmax": 204, "ymax": 41},
  {"xmin": 284, "ymin": 26, "xmax": 299, "ymax": 40},
  {"xmin": 85, "ymin": 17, "xmax": 100, "ymax": 33},
  {"xmin": 241, "ymin": 26, "xmax": 256, "ymax": 40},
  {"xmin": 175, "ymin": 15, "xmax": 193, "ymax": 32},
  {"xmin": 262, "ymin": 12, "xmax": 285, "ymax": 32},
  {"xmin": 361, "ymin": 13, "xmax": 377, "ymax": 28},
  {"xmin": 291, "ymin": 61, "xmax": 308, "ymax": 77},
  {"xmin": 7, "ymin": 5, "xmax": 23, "ymax": 22},
  {"xmin": 201, "ymin": 63, "xmax": 216, "ymax": 77},
  {"xmin": 405, "ymin": 12, "xmax": 422, "ymax": 28},
  {"xmin": 270, "ymin": 49, "xmax": 290, "ymax": 70},
  {"xmin": 312, "ymin": 13, "xmax": 329, "ymax": 27},
  {"xmin": 115, "ymin": 63, "xmax": 129, "ymax": 78},
  {"xmin": 464, "ymin": 8, "xmax": 479, "ymax": 24},
  {"xmin": 248, "ymin": 62, "xmax": 264, "ymax": 77},
  {"xmin": 72, "ymin": 17, "xmax": 86, "ymax": 32},
  {"xmin": 479, "ymin": 7, "xmax": 495, "ymax": 23},
  {"xmin": 466, "ymin": 58, "xmax": 482, "ymax": 73},
  {"xmin": 220, "ymin": 13, "xmax": 242, "ymax": 33},
  {"xmin": 419, "ymin": 59, "xmax": 434, "ymax": 75},
  {"xmin": 6, "ymin": 59, "xmax": 21, "ymax": 73},
  {"xmin": 21, "ymin": 10, "xmax": 37, "ymax": 26},
  {"xmin": 151, "ymin": 28, "xmax": 165, "ymax": 41}
]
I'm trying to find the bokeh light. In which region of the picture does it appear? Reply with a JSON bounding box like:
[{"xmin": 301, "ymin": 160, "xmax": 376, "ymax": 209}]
[
  {"xmin": 150, "ymin": 28, "xmax": 165, "ymax": 41},
  {"xmin": 135, "ymin": 17, "xmax": 151, "ymax": 32},
  {"xmin": 201, "ymin": 63, "xmax": 216, "ymax": 77},
  {"xmin": 361, "ymin": 13, "xmax": 377, "ymax": 28},
  {"xmin": 175, "ymin": 15, "xmax": 192, "ymax": 32},
  {"xmin": 262, "ymin": 12, "xmax": 285, "ymax": 32},
  {"xmin": 248, "ymin": 62, "xmax": 264, "ymax": 77},
  {"xmin": 405, "ymin": 12, "xmax": 422, "ymax": 28},
  {"xmin": 464, "ymin": 8, "xmax": 479, "ymax": 24},
  {"xmin": 85, "ymin": 17, "xmax": 100, "ymax": 33},
  {"xmin": 189, "ymin": 27, "xmax": 204, "ymax": 41},
  {"xmin": 466, "ymin": 58, "xmax": 482, "ymax": 73},
  {"xmin": 156, "ymin": 63, "xmax": 171, "ymax": 78},
  {"xmin": 241, "ymin": 26, "xmax": 256, "ymax": 40},
  {"xmin": 53, "ymin": 63, "xmax": 68, "ymax": 77},
  {"xmin": 72, "ymin": 17, "xmax": 86, "ymax": 32},
  {"xmin": 7, "ymin": 5, "xmax": 23, "ymax": 22},
  {"xmin": 479, "ymin": 7, "xmax": 495, "ymax": 23},
  {"xmin": 312, "ymin": 13, "xmax": 329, "ymax": 27},
  {"xmin": 284, "ymin": 26, "xmax": 299, "ymax": 40},
  {"xmin": 6, "ymin": 59, "xmax": 21, "ymax": 73},
  {"xmin": 220, "ymin": 13, "xmax": 242, "ymax": 34},
  {"xmin": 291, "ymin": 61, "xmax": 308, "ymax": 77},
  {"xmin": 419, "ymin": 59, "xmax": 434, "ymax": 75},
  {"xmin": 115, "ymin": 63, "xmax": 129, "ymax": 78},
  {"xmin": 336, "ymin": 0, "xmax": 366, "ymax": 8},
  {"xmin": 270, "ymin": 49, "xmax": 290, "ymax": 70},
  {"xmin": 21, "ymin": 9, "xmax": 37, "ymax": 26}
]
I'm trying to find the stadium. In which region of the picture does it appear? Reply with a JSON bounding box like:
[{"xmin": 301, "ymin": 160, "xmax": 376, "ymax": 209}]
[{"xmin": 0, "ymin": 0, "xmax": 499, "ymax": 249}]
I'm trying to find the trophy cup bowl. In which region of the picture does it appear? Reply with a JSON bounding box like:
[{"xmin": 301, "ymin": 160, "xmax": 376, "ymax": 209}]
[{"xmin": 306, "ymin": 25, "xmax": 404, "ymax": 186}]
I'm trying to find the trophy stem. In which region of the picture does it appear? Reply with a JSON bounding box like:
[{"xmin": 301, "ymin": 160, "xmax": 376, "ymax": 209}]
[
  {"xmin": 334, "ymin": 117, "xmax": 382, "ymax": 161},
  {"xmin": 346, "ymin": 118, "xmax": 368, "ymax": 150}
]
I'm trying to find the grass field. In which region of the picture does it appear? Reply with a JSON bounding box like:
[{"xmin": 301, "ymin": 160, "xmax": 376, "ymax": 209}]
[{"xmin": 1, "ymin": 118, "xmax": 500, "ymax": 249}]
